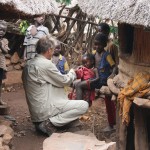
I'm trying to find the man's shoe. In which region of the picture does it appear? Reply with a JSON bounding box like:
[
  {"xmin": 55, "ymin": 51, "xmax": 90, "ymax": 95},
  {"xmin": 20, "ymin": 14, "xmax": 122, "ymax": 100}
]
[
  {"xmin": 38, "ymin": 119, "xmax": 57, "ymax": 136},
  {"xmin": 102, "ymin": 125, "xmax": 115, "ymax": 132}
]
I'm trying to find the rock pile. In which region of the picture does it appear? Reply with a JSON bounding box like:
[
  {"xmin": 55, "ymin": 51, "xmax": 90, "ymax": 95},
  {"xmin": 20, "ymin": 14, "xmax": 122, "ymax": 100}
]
[
  {"xmin": 0, "ymin": 117, "xmax": 14, "ymax": 150},
  {"xmin": 5, "ymin": 52, "xmax": 25, "ymax": 72}
]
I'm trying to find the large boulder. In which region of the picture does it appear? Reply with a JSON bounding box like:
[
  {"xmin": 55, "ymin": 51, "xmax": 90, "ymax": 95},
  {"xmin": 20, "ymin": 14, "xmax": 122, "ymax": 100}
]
[{"xmin": 43, "ymin": 132, "xmax": 116, "ymax": 150}]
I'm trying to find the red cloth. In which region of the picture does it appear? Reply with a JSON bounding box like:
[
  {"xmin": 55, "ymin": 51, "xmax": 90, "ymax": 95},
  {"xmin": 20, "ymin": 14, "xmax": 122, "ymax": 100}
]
[
  {"xmin": 74, "ymin": 67, "xmax": 96, "ymax": 102},
  {"xmin": 104, "ymin": 96, "xmax": 116, "ymax": 126},
  {"xmin": 75, "ymin": 67, "xmax": 95, "ymax": 80}
]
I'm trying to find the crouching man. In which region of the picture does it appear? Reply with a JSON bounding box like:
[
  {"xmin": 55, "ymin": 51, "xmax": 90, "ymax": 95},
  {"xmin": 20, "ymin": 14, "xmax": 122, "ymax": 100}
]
[{"xmin": 22, "ymin": 35, "xmax": 89, "ymax": 136}]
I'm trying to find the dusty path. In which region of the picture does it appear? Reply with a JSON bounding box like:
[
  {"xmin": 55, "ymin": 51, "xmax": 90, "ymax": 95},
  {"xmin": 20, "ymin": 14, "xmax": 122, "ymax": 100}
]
[
  {"xmin": 3, "ymin": 87, "xmax": 45, "ymax": 150},
  {"xmin": 2, "ymin": 86, "xmax": 116, "ymax": 150}
]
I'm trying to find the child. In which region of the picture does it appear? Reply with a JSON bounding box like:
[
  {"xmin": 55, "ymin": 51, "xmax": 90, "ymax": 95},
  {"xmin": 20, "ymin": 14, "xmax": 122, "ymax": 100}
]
[
  {"xmin": 92, "ymin": 33, "xmax": 116, "ymax": 132},
  {"xmin": 52, "ymin": 42, "xmax": 69, "ymax": 74},
  {"xmin": 0, "ymin": 20, "xmax": 10, "ymax": 105},
  {"xmin": 23, "ymin": 15, "xmax": 49, "ymax": 61},
  {"xmin": 75, "ymin": 53, "xmax": 99, "ymax": 106},
  {"xmin": 98, "ymin": 23, "xmax": 119, "ymax": 67}
]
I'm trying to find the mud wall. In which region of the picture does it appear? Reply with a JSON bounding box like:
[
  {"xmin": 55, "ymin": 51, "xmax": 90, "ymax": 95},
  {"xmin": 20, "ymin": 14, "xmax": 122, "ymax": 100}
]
[{"xmin": 118, "ymin": 58, "xmax": 150, "ymax": 83}]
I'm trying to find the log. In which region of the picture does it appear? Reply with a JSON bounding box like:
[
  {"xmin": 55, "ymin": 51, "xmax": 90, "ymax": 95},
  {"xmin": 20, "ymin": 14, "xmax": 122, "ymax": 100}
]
[
  {"xmin": 133, "ymin": 97, "xmax": 150, "ymax": 109},
  {"xmin": 134, "ymin": 106, "xmax": 149, "ymax": 150},
  {"xmin": 113, "ymin": 75, "xmax": 126, "ymax": 88},
  {"xmin": 107, "ymin": 78, "xmax": 120, "ymax": 95},
  {"xmin": 99, "ymin": 86, "xmax": 112, "ymax": 95}
]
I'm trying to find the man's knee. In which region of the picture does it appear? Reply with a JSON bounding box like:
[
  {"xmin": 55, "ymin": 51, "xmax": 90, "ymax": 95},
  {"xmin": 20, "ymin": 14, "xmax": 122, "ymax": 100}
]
[{"xmin": 79, "ymin": 101, "xmax": 89, "ymax": 114}]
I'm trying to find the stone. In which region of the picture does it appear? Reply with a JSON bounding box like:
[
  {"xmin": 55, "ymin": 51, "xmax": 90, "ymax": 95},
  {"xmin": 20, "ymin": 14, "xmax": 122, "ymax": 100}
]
[
  {"xmin": 43, "ymin": 132, "xmax": 116, "ymax": 150},
  {"xmin": 0, "ymin": 125, "xmax": 14, "ymax": 137},
  {"xmin": 5, "ymin": 59, "xmax": 11, "ymax": 67},
  {"xmin": 0, "ymin": 125, "xmax": 8, "ymax": 136},
  {"xmin": 6, "ymin": 87, "xmax": 13, "ymax": 92},
  {"xmin": 6, "ymin": 66, "xmax": 14, "ymax": 72},
  {"xmin": 20, "ymin": 62, "xmax": 25, "ymax": 68},
  {"xmin": 3, "ymin": 145, "xmax": 9, "ymax": 150},
  {"xmin": 0, "ymin": 138, "xmax": 3, "ymax": 147},
  {"xmin": 14, "ymin": 64, "xmax": 21, "ymax": 70},
  {"xmin": 0, "ymin": 119, "xmax": 12, "ymax": 127},
  {"xmin": 3, "ymin": 134, "xmax": 12, "ymax": 145},
  {"xmin": 0, "ymin": 146, "xmax": 4, "ymax": 150},
  {"xmin": 5, "ymin": 54, "xmax": 11, "ymax": 59},
  {"xmin": 10, "ymin": 52, "xmax": 20, "ymax": 64},
  {"xmin": 5, "ymin": 127, "xmax": 14, "ymax": 138},
  {"xmin": 18, "ymin": 59, "xmax": 24, "ymax": 63}
]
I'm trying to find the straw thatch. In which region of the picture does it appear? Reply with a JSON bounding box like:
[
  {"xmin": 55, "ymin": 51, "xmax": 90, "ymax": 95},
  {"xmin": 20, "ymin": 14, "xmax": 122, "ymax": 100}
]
[
  {"xmin": 78, "ymin": 0, "xmax": 150, "ymax": 27},
  {"xmin": 0, "ymin": 0, "xmax": 59, "ymax": 19}
]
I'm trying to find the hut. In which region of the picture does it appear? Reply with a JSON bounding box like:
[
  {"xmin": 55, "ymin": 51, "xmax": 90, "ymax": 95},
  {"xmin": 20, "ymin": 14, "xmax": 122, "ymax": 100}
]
[
  {"xmin": 0, "ymin": 0, "xmax": 59, "ymax": 67},
  {"xmin": 0, "ymin": 0, "xmax": 59, "ymax": 19},
  {"xmin": 78, "ymin": 0, "xmax": 150, "ymax": 150}
]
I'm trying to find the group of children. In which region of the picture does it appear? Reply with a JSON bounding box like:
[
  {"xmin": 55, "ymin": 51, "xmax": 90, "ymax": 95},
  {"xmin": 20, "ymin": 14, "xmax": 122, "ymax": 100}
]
[
  {"xmin": 0, "ymin": 16, "xmax": 117, "ymax": 132},
  {"xmin": 68, "ymin": 23, "xmax": 117, "ymax": 132}
]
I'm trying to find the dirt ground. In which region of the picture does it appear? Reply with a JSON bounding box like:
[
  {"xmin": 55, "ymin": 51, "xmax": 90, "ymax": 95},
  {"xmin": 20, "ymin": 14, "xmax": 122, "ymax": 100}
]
[{"xmin": 2, "ymin": 85, "xmax": 116, "ymax": 150}]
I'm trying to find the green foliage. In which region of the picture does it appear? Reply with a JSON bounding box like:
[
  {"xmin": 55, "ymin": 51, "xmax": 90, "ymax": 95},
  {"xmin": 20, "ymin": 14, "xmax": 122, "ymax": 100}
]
[
  {"xmin": 56, "ymin": 0, "xmax": 71, "ymax": 5},
  {"xmin": 110, "ymin": 25, "xmax": 119, "ymax": 47},
  {"xmin": 113, "ymin": 39, "xmax": 119, "ymax": 47},
  {"xmin": 19, "ymin": 20, "xmax": 29, "ymax": 35},
  {"xmin": 110, "ymin": 25, "xmax": 118, "ymax": 34}
]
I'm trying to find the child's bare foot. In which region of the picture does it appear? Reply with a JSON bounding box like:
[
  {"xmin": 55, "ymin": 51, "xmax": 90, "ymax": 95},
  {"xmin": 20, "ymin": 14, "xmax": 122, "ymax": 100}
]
[{"xmin": 0, "ymin": 98, "xmax": 7, "ymax": 105}]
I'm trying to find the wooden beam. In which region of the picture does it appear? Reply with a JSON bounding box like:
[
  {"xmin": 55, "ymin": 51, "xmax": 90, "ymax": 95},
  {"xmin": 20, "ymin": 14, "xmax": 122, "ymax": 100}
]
[{"xmin": 133, "ymin": 97, "xmax": 150, "ymax": 109}]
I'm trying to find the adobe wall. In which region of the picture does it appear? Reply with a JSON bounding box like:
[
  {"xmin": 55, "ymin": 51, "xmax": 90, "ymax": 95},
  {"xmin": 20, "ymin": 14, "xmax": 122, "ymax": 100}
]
[{"xmin": 118, "ymin": 58, "xmax": 150, "ymax": 83}]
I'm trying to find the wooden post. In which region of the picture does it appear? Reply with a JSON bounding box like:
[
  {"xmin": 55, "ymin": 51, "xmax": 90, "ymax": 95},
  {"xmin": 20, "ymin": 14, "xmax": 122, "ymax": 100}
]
[
  {"xmin": 134, "ymin": 105, "xmax": 149, "ymax": 150},
  {"xmin": 116, "ymin": 102, "xmax": 127, "ymax": 150}
]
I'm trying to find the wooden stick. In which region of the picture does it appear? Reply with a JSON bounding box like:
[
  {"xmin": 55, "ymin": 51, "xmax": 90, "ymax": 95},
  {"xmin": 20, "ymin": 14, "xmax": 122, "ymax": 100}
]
[
  {"xmin": 49, "ymin": 14, "xmax": 98, "ymax": 26},
  {"xmin": 51, "ymin": 5, "xmax": 66, "ymax": 33},
  {"xmin": 60, "ymin": 10, "xmax": 82, "ymax": 42},
  {"xmin": 107, "ymin": 78, "xmax": 120, "ymax": 95}
]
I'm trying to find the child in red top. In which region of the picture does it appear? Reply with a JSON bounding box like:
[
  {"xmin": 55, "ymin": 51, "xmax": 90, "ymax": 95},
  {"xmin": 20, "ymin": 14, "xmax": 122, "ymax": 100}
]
[{"xmin": 75, "ymin": 53, "xmax": 99, "ymax": 106}]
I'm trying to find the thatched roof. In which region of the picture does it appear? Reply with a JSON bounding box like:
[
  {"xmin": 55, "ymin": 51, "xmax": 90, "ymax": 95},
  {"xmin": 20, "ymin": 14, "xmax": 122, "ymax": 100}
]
[
  {"xmin": 78, "ymin": 0, "xmax": 150, "ymax": 27},
  {"xmin": 0, "ymin": 0, "xmax": 59, "ymax": 19}
]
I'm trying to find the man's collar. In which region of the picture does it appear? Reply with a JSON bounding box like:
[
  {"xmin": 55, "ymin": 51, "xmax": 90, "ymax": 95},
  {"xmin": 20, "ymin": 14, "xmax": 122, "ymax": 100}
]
[{"xmin": 36, "ymin": 54, "xmax": 47, "ymax": 59}]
